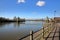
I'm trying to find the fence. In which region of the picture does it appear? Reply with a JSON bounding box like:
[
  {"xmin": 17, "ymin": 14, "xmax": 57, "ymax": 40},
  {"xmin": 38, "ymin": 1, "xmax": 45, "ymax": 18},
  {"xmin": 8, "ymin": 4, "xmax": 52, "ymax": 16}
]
[{"xmin": 19, "ymin": 22, "xmax": 55, "ymax": 40}]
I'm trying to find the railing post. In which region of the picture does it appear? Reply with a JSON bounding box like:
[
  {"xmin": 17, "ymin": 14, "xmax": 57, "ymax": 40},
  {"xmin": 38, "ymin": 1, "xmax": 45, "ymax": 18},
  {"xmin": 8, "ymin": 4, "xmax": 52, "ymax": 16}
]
[
  {"xmin": 48, "ymin": 23, "xmax": 49, "ymax": 33},
  {"xmin": 43, "ymin": 26, "xmax": 44, "ymax": 38},
  {"xmin": 49, "ymin": 23, "xmax": 51, "ymax": 33},
  {"xmin": 30, "ymin": 31, "xmax": 33, "ymax": 40}
]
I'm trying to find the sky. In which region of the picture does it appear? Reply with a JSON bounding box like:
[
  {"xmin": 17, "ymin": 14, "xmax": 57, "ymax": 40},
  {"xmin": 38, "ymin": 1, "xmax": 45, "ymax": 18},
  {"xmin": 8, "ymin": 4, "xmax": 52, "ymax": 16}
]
[{"xmin": 0, "ymin": 0, "xmax": 60, "ymax": 19}]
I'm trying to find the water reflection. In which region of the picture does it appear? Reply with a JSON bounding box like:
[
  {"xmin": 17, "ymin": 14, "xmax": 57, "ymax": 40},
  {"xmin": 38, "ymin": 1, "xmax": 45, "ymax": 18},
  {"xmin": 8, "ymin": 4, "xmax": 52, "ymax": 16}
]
[
  {"xmin": 0, "ymin": 22, "xmax": 11, "ymax": 28},
  {"xmin": 0, "ymin": 21, "xmax": 43, "ymax": 40},
  {"xmin": 0, "ymin": 22, "xmax": 25, "ymax": 28},
  {"xmin": 14, "ymin": 22, "xmax": 25, "ymax": 27}
]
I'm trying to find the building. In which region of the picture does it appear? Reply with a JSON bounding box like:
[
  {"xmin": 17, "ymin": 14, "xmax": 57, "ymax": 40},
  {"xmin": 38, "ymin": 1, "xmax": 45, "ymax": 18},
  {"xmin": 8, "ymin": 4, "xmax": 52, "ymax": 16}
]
[{"xmin": 54, "ymin": 17, "xmax": 60, "ymax": 22}]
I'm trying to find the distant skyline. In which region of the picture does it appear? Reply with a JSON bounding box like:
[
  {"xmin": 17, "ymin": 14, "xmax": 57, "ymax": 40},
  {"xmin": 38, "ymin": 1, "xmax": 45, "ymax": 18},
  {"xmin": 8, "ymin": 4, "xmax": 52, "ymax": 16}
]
[{"xmin": 0, "ymin": 0, "xmax": 60, "ymax": 19}]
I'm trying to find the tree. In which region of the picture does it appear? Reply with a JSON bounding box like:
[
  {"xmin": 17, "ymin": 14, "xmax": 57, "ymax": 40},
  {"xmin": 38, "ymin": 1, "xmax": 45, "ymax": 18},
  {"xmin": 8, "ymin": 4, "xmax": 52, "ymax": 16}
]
[{"xmin": 46, "ymin": 16, "xmax": 49, "ymax": 23}]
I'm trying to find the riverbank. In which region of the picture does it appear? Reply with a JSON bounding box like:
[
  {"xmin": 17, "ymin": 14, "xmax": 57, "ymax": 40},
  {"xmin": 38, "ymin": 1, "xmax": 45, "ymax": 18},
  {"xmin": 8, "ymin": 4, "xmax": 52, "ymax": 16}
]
[{"xmin": 0, "ymin": 17, "xmax": 25, "ymax": 23}]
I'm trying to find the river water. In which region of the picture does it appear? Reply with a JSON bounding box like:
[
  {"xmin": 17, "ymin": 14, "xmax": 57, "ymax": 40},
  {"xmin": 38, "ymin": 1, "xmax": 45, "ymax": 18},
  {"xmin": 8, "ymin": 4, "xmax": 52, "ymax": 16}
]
[{"xmin": 0, "ymin": 21, "xmax": 43, "ymax": 40}]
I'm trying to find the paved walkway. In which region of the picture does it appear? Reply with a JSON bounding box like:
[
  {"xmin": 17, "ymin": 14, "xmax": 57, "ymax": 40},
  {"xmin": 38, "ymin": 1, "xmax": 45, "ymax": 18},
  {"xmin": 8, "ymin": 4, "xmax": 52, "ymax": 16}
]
[{"xmin": 45, "ymin": 23, "xmax": 60, "ymax": 40}]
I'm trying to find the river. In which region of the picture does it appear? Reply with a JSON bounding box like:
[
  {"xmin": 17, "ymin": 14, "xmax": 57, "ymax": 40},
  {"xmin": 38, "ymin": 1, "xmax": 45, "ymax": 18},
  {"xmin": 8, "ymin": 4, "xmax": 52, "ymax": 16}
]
[{"xmin": 0, "ymin": 21, "xmax": 43, "ymax": 40}]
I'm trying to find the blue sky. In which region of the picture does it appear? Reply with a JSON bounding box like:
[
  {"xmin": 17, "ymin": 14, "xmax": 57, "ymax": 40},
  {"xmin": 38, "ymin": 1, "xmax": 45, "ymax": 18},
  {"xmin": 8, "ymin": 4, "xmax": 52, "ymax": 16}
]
[{"xmin": 0, "ymin": 0, "xmax": 60, "ymax": 19}]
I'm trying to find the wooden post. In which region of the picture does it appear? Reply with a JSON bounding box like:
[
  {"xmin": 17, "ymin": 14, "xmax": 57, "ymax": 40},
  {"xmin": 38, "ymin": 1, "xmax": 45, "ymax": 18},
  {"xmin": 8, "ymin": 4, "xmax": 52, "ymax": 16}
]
[
  {"xmin": 49, "ymin": 23, "xmax": 50, "ymax": 33},
  {"xmin": 48, "ymin": 23, "xmax": 49, "ymax": 33},
  {"xmin": 43, "ymin": 26, "xmax": 44, "ymax": 38},
  {"xmin": 30, "ymin": 31, "xmax": 33, "ymax": 40}
]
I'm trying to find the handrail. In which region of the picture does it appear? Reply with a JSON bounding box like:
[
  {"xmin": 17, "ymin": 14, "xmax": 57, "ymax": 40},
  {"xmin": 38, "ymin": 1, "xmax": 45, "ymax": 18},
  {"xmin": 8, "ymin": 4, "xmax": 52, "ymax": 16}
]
[
  {"xmin": 34, "ymin": 23, "xmax": 54, "ymax": 40},
  {"xmin": 19, "ymin": 22, "xmax": 55, "ymax": 40},
  {"xmin": 19, "ymin": 27, "xmax": 43, "ymax": 40}
]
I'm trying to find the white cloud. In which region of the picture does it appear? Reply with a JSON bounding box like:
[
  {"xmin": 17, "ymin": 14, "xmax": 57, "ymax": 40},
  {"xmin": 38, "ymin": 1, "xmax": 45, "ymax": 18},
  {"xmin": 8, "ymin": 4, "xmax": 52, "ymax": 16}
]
[
  {"xmin": 36, "ymin": 1, "xmax": 45, "ymax": 7},
  {"xmin": 17, "ymin": 0, "xmax": 25, "ymax": 3}
]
